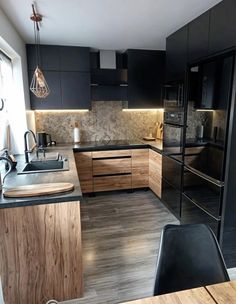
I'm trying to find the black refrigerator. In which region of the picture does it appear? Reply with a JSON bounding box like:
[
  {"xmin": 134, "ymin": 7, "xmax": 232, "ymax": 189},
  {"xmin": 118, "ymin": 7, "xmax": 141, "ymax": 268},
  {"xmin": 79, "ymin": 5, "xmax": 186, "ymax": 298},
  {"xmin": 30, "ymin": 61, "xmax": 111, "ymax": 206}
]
[{"xmin": 181, "ymin": 51, "xmax": 236, "ymax": 267}]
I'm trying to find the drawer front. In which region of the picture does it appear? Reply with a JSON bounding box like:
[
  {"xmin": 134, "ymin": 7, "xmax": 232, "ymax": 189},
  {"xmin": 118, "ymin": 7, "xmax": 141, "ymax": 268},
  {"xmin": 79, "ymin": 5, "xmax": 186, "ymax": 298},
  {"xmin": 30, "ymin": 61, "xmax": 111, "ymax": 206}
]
[
  {"xmin": 149, "ymin": 149, "xmax": 162, "ymax": 174},
  {"xmin": 181, "ymin": 194, "xmax": 220, "ymax": 238},
  {"xmin": 183, "ymin": 167, "xmax": 222, "ymax": 218},
  {"xmin": 162, "ymin": 155, "xmax": 182, "ymax": 190},
  {"xmin": 132, "ymin": 149, "xmax": 149, "ymax": 188},
  {"xmin": 162, "ymin": 178, "xmax": 181, "ymax": 219},
  {"xmin": 93, "ymin": 175, "xmax": 131, "ymax": 192},
  {"xmin": 92, "ymin": 150, "xmax": 131, "ymax": 158},
  {"xmin": 149, "ymin": 176, "xmax": 162, "ymax": 198},
  {"xmin": 93, "ymin": 158, "xmax": 131, "ymax": 176}
]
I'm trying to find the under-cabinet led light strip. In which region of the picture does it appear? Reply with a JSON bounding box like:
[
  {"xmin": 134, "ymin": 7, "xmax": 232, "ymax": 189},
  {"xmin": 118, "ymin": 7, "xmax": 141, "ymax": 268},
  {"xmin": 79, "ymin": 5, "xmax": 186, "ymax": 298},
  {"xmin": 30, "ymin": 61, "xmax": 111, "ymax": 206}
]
[
  {"xmin": 35, "ymin": 110, "xmax": 89, "ymax": 113},
  {"xmin": 196, "ymin": 109, "xmax": 214, "ymax": 112},
  {"xmin": 122, "ymin": 109, "xmax": 164, "ymax": 112}
]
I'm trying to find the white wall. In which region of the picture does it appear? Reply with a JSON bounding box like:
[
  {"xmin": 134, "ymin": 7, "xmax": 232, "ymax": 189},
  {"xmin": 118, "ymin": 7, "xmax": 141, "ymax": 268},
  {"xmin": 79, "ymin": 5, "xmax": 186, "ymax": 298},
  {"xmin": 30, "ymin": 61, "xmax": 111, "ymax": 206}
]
[{"xmin": 0, "ymin": 7, "xmax": 35, "ymax": 154}]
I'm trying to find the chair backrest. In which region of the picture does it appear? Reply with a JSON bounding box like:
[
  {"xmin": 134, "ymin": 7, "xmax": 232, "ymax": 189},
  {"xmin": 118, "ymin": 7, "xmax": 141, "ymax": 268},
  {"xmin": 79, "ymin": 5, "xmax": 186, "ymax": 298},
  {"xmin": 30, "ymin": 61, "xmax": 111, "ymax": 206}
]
[{"xmin": 154, "ymin": 224, "xmax": 230, "ymax": 296}]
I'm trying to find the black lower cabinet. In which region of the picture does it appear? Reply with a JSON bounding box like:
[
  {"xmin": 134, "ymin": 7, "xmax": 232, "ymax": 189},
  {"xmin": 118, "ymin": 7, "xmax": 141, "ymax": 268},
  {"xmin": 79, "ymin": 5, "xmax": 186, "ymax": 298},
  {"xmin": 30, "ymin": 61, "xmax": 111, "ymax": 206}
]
[
  {"xmin": 181, "ymin": 194, "xmax": 220, "ymax": 237},
  {"xmin": 162, "ymin": 178, "xmax": 181, "ymax": 219}
]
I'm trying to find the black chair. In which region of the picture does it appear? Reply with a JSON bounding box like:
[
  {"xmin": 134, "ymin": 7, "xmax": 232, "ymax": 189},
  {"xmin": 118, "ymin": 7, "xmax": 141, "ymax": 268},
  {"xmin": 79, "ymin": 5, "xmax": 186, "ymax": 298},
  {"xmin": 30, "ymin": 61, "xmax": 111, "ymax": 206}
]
[{"xmin": 154, "ymin": 224, "xmax": 230, "ymax": 295}]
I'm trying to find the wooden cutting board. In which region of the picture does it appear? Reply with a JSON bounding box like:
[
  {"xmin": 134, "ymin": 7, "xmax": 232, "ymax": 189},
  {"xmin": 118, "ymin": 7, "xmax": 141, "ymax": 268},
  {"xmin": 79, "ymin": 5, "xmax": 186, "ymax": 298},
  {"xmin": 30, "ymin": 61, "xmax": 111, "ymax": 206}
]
[{"xmin": 3, "ymin": 183, "xmax": 74, "ymax": 198}]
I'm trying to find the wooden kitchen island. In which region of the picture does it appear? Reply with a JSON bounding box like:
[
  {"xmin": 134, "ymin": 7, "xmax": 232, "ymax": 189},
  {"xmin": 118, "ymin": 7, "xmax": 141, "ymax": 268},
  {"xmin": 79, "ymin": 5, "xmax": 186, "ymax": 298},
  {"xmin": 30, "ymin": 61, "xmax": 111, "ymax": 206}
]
[{"xmin": 0, "ymin": 147, "xmax": 84, "ymax": 304}]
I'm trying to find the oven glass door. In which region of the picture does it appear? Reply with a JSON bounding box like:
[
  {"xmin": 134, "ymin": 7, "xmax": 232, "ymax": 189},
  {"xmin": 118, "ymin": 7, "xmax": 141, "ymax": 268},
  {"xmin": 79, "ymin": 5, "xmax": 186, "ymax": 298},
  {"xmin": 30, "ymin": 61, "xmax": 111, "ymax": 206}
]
[
  {"xmin": 163, "ymin": 123, "xmax": 184, "ymax": 159},
  {"xmin": 164, "ymin": 84, "xmax": 184, "ymax": 108}
]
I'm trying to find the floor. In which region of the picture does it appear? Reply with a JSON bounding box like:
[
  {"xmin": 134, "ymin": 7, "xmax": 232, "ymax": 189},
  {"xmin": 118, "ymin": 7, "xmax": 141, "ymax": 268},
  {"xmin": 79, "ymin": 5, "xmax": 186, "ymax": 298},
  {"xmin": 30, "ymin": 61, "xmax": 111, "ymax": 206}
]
[{"xmin": 61, "ymin": 190, "xmax": 179, "ymax": 304}]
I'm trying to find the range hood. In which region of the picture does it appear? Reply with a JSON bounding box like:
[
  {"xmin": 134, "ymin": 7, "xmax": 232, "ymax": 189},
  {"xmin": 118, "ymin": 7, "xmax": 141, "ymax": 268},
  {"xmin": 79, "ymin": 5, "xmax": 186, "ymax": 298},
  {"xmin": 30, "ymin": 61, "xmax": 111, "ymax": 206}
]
[{"xmin": 99, "ymin": 50, "xmax": 116, "ymax": 69}]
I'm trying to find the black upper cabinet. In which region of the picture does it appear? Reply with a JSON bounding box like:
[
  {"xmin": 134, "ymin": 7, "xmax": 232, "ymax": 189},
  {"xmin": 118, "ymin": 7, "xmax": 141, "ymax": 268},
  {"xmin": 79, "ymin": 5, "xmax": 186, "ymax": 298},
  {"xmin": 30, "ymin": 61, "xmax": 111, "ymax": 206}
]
[
  {"xmin": 166, "ymin": 25, "xmax": 188, "ymax": 82},
  {"xmin": 91, "ymin": 85, "xmax": 127, "ymax": 101},
  {"xmin": 188, "ymin": 11, "xmax": 210, "ymax": 63},
  {"xmin": 209, "ymin": 0, "xmax": 236, "ymax": 54},
  {"xmin": 60, "ymin": 46, "xmax": 90, "ymax": 71},
  {"xmin": 199, "ymin": 60, "xmax": 217, "ymax": 109},
  {"xmin": 29, "ymin": 71, "xmax": 62, "ymax": 110},
  {"xmin": 128, "ymin": 49, "xmax": 165, "ymax": 108},
  {"xmin": 26, "ymin": 44, "xmax": 91, "ymax": 110},
  {"xmin": 26, "ymin": 45, "xmax": 60, "ymax": 71},
  {"xmin": 61, "ymin": 72, "xmax": 91, "ymax": 109}
]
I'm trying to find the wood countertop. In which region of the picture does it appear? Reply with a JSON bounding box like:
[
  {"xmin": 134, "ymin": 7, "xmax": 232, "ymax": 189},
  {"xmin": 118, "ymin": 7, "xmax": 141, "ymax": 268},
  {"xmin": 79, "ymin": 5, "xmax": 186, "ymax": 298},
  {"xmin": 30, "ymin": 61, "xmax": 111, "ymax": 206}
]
[{"xmin": 122, "ymin": 280, "xmax": 236, "ymax": 304}]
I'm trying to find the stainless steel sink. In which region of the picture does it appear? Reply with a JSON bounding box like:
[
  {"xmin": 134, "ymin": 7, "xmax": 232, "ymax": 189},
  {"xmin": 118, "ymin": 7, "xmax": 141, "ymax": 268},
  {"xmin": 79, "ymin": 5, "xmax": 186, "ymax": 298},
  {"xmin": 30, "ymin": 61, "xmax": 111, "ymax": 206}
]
[{"xmin": 18, "ymin": 158, "xmax": 69, "ymax": 174}]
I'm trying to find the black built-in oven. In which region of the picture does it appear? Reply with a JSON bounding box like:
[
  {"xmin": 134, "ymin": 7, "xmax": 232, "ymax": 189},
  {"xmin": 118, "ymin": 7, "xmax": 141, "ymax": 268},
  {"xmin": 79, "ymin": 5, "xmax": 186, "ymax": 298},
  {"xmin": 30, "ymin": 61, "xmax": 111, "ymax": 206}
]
[{"xmin": 163, "ymin": 109, "xmax": 185, "ymax": 159}]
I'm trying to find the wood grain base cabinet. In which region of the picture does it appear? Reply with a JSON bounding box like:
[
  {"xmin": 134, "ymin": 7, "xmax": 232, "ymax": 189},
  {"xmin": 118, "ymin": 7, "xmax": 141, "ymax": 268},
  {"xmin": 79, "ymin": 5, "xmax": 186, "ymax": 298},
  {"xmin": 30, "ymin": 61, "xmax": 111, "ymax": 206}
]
[
  {"xmin": 132, "ymin": 149, "xmax": 149, "ymax": 188},
  {"xmin": 0, "ymin": 201, "xmax": 83, "ymax": 304},
  {"xmin": 149, "ymin": 149, "xmax": 162, "ymax": 198},
  {"xmin": 94, "ymin": 175, "xmax": 132, "ymax": 192},
  {"xmin": 74, "ymin": 148, "xmax": 162, "ymax": 195},
  {"xmin": 74, "ymin": 152, "xmax": 93, "ymax": 193}
]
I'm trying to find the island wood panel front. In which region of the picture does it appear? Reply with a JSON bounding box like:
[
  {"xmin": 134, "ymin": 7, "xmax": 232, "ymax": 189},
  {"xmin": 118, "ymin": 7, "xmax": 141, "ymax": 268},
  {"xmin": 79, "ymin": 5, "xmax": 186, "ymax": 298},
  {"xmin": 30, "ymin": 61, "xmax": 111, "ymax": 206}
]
[
  {"xmin": 93, "ymin": 175, "xmax": 132, "ymax": 192},
  {"xmin": 0, "ymin": 201, "xmax": 83, "ymax": 304},
  {"xmin": 74, "ymin": 152, "xmax": 93, "ymax": 193},
  {"xmin": 149, "ymin": 149, "xmax": 162, "ymax": 198},
  {"xmin": 132, "ymin": 149, "xmax": 149, "ymax": 188},
  {"xmin": 121, "ymin": 286, "xmax": 215, "ymax": 304},
  {"xmin": 93, "ymin": 158, "xmax": 131, "ymax": 176}
]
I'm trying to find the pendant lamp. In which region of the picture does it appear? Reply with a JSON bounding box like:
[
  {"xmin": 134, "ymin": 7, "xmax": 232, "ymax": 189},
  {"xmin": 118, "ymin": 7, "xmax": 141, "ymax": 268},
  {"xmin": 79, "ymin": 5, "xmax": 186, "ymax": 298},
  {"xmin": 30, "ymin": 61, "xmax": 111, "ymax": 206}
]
[{"xmin": 30, "ymin": 4, "xmax": 50, "ymax": 98}]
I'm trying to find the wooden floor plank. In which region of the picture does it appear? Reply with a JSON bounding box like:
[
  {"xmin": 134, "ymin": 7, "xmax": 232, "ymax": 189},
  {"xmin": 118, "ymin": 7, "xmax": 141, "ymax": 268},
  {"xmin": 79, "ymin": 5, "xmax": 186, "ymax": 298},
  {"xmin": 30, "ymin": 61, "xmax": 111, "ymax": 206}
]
[{"xmin": 61, "ymin": 190, "xmax": 179, "ymax": 304}]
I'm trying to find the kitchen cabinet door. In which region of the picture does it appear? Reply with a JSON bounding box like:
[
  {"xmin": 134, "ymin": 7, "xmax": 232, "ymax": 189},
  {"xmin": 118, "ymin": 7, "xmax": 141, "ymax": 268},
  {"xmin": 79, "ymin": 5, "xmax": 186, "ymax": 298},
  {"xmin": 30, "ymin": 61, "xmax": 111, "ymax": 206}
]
[
  {"xmin": 60, "ymin": 46, "xmax": 90, "ymax": 72},
  {"xmin": 149, "ymin": 149, "xmax": 162, "ymax": 198},
  {"xmin": 132, "ymin": 149, "xmax": 149, "ymax": 188},
  {"xmin": 61, "ymin": 72, "xmax": 91, "ymax": 109},
  {"xmin": 127, "ymin": 50, "xmax": 165, "ymax": 108},
  {"xmin": 29, "ymin": 70, "xmax": 62, "ymax": 110},
  {"xmin": 181, "ymin": 194, "xmax": 220, "ymax": 238},
  {"xmin": 91, "ymin": 85, "xmax": 127, "ymax": 101},
  {"xmin": 209, "ymin": 0, "xmax": 236, "ymax": 54},
  {"xmin": 166, "ymin": 25, "xmax": 188, "ymax": 82},
  {"xmin": 188, "ymin": 11, "xmax": 210, "ymax": 62},
  {"xmin": 197, "ymin": 60, "xmax": 217, "ymax": 109}
]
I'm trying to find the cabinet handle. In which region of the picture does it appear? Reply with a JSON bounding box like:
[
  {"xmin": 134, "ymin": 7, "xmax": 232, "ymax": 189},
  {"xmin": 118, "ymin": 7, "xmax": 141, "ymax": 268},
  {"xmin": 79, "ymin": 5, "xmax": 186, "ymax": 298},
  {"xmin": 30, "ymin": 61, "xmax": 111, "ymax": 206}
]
[{"xmin": 0, "ymin": 99, "xmax": 4, "ymax": 111}]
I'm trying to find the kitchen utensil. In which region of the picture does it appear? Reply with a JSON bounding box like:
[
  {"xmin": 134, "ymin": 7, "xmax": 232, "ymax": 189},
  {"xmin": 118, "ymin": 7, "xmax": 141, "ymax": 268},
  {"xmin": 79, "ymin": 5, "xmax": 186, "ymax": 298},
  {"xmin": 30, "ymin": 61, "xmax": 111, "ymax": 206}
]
[
  {"xmin": 37, "ymin": 132, "xmax": 56, "ymax": 147},
  {"xmin": 156, "ymin": 122, "xmax": 163, "ymax": 140}
]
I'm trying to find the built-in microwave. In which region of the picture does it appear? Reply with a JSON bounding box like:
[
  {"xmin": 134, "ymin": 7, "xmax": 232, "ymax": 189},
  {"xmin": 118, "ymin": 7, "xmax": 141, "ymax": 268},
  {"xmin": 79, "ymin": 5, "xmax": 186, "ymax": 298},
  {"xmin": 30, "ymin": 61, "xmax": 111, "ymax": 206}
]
[{"xmin": 164, "ymin": 83, "xmax": 184, "ymax": 108}]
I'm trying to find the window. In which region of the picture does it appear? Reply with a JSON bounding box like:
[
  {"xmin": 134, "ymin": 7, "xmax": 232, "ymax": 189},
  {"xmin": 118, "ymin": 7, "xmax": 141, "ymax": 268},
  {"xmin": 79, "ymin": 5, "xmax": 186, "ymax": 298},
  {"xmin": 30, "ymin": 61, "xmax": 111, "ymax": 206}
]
[{"xmin": 0, "ymin": 51, "xmax": 12, "ymax": 151}]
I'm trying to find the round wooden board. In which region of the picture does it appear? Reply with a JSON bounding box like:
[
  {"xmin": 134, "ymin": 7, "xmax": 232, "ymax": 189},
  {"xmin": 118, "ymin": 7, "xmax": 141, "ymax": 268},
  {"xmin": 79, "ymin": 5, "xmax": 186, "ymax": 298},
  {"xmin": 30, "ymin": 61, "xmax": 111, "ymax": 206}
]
[{"xmin": 3, "ymin": 182, "xmax": 74, "ymax": 198}]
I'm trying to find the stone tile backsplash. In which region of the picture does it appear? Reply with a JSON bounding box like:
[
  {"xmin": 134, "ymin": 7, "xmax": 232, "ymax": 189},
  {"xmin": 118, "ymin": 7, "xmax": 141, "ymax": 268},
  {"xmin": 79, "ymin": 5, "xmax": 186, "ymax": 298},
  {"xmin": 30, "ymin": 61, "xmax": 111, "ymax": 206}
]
[{"xmin": 35, "ymin": 101, "xmax": 163, "ymax": 143}]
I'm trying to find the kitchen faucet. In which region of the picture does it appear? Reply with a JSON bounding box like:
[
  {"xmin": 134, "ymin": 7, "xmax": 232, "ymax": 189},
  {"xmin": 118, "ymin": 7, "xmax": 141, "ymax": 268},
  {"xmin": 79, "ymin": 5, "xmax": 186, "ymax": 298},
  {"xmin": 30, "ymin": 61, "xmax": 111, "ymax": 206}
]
[
  {"xmin": 0, "ymin": 156, "xmax": 12, "ymax": 190},
  {"xmin": 24, "ymin": 130, "xmax": 37, "ymax": 163}
]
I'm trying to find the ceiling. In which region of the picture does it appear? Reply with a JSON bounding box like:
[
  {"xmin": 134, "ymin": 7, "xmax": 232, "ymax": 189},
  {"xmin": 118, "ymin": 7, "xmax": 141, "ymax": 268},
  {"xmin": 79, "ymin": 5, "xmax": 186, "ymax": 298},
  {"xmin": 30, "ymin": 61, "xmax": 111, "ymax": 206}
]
[{"xmin": 0, "ymin": 0, "xmax": 222, "ymax": 50}]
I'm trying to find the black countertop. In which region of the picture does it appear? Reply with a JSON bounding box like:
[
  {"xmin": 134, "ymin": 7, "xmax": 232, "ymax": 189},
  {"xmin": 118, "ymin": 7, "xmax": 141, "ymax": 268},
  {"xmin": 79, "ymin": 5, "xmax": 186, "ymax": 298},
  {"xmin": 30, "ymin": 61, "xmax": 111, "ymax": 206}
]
[
  {"xmin": 0, "ymin": 145, "xmax": 82, "ymax": 209},
  {"xmin": 0, "ymin": 140, "xmax": 163, "ymax": 209},
  {"xmin": 73, "ymin": 139, "xmax": 163, "ymax": 153}
]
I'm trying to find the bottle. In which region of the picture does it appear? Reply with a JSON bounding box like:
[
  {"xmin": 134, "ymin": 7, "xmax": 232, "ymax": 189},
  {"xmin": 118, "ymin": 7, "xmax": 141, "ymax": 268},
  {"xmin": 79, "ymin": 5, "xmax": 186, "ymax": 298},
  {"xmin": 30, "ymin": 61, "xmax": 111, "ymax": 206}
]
[{"xmin": 73, "ymin": 122, "xmax": 81, "ymax": 143}]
